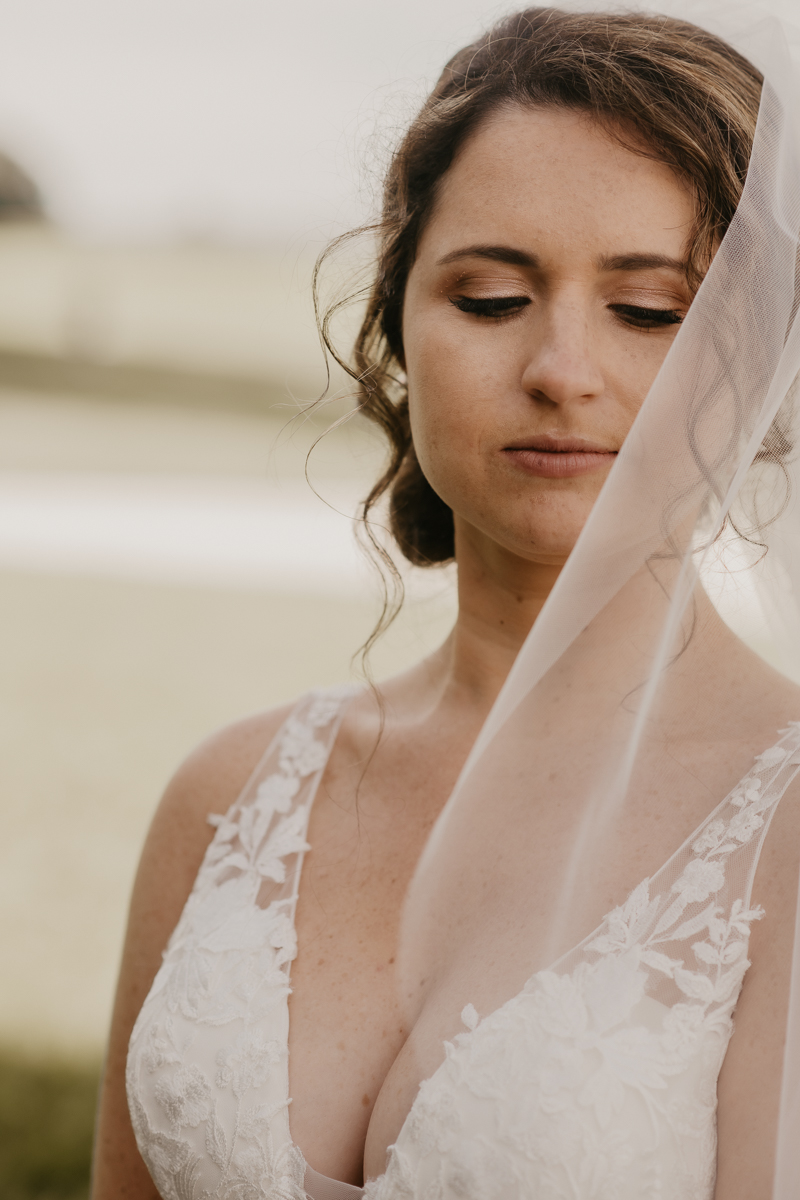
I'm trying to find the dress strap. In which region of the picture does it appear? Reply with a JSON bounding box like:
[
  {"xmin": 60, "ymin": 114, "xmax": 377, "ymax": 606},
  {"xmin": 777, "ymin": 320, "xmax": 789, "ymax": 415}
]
[
  {"xmin": 198, "ymin": 683, "xmax": 360, "ymax": 918},
  {"xmin": 208, "ymin": 684, "xmax": 359, "ymax": 827}
]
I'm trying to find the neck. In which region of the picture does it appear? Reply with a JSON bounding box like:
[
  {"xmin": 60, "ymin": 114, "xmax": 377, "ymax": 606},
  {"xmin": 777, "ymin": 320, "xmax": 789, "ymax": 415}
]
[{"xmin": 432, "ymin": 520, "xmax": 564, "ymax": 714}]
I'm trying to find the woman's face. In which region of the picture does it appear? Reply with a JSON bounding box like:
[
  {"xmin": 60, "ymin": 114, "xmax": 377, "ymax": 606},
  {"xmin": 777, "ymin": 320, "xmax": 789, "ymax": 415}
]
[{"xmin": 402, "ymin": 104, "xmax": 696, "ymax": 566}]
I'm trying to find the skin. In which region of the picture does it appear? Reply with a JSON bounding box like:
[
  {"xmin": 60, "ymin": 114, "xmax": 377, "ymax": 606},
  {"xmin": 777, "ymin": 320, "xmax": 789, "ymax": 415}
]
[{"xmin": 92, "ymin": 105, "xmax": 800, "ymax": 1199}]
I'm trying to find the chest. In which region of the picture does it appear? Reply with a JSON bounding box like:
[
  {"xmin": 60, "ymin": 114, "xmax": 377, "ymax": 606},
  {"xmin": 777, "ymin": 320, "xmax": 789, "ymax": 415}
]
[
  {"xmin": 285, "ymin": 719, "xmax": 473, "ymax": 1182},
  {"xmin": 285, "ymin": 725, "xmax": 770, "ymax": 1182},
  {"xmin": 125, "ymin": 692, "xmax": 800, "ymax": 1200}
]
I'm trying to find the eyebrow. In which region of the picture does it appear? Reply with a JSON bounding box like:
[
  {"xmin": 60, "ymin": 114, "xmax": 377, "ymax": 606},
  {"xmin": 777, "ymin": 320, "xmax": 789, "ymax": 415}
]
[
  {"xmin": 437, "ymin": 244, "xmax": 538, "ymax": 267},
  {"xmin": 436, "ymin": 244, "xmax": 688, "ymax": 275},
  {"xmin": 598, "ymin": 253, "xmax": 688, "ymax": 275}
]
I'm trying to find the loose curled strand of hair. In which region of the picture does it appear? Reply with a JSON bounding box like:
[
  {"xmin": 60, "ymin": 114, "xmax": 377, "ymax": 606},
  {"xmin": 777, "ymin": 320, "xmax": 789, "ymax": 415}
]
[{"xmin": 312, "ymin": 7, "xmax": 766, "ymax": 657}]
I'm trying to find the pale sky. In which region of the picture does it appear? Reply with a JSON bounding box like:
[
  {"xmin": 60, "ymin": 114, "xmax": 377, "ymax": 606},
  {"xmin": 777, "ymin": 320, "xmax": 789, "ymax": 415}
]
[
  {"xmin": 0, "ymin": 0, "xmax": 791, "ymax": 245},
  {"xmin": 0, "ymin": 0, "xmax": 507, "ymax": 243}
]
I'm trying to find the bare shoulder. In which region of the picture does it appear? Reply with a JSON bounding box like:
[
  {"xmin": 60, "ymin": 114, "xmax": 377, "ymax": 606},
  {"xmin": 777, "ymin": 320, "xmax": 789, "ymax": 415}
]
[
  {"xmin": 725, "ymin": 628, "xmax": 800, "ymax": 724},
  {"xmin": 714, "ymin": 758, "xmax": 800, "ymax": 1198},
  {"xmin": 123, "ymin": 698, "xmax": 296, "ymax": 1000},
  {"xmin": 91, "ymin": 699, "xmax": 296, "ymax": 1199},
  {"xmin": 709, "ymin": 656, "xmax": 800, "ymax": 1200},
  {"xmin": 148, "ymin": 702, "xmax": 295, "ymax": 868}
]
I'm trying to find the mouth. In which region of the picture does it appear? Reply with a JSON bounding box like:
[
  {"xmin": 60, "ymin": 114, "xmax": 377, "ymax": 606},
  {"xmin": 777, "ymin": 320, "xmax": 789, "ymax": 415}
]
[{"xmin": 502, "ymin": 435, "xmax": 617, "ymax": 480}]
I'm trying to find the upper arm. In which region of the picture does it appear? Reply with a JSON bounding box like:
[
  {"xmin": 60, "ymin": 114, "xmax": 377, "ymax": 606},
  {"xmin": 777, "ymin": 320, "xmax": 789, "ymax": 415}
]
[
  {"xmin": 90, "ymin": 704, "xmax": 292, "ymax": 1200},
  {"xmin": 714, "ymin": 777, "xmax": 800, "ymax": 1199}
]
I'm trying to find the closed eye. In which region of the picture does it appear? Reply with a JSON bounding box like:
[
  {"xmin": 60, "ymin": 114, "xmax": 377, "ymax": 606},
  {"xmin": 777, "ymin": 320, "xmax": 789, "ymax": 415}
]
[
  {"xmin": 450, "ymin": 295, "xmax": 531, "ymax": 318},
  {"xmin": 609, "ymin": 303, "xmax": 684, "ymax": 329}
]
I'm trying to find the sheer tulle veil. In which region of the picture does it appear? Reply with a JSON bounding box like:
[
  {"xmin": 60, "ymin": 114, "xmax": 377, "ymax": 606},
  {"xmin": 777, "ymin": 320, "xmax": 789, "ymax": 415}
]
[{"xmin": 391, "ymin": 5, "xmax": 800, "ymax": 1193}]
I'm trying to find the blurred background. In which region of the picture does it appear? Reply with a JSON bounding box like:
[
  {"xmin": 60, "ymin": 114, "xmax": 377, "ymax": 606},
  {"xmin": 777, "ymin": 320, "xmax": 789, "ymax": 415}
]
[
  {"xmin": 0, "ymin": 0, "xmax": 511, "ymax": 1194},
  {"xmin": 3, "ymin": 0, "xmax": 797, "ymax": 1195}
]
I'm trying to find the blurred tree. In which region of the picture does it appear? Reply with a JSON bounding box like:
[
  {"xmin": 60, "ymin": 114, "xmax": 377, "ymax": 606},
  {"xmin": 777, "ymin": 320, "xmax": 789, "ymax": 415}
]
[{"xmin": 0, "ymin": 154, "xmax": 41, "ymax": 220}]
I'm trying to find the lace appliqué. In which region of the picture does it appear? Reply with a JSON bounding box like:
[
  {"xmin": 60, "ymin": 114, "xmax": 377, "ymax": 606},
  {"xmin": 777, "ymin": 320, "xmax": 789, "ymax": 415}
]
[
  {"xmin": 129, "ymin": 702, "xmax": 800, "ymax": 1200},
  {"xmin": 366, "ymin": 726, "xmax": 800, "ymax": 1200},
  {"xmin": 127, "ymin": 686, "xmax": 355, "ymax": 1200}
]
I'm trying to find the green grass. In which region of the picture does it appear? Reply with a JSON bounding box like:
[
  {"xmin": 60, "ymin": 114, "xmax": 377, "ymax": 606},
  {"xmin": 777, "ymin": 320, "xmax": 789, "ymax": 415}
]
[{"xmin": 0, "ymin": 1052, "xmax": 99, "ymax": 1200}]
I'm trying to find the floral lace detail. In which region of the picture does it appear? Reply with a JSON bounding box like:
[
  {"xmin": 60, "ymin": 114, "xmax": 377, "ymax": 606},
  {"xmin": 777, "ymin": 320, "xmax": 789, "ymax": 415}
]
[
  {"xmin": 127, "ymin": 686, "xmax": 357, "ymax": 1200},
  {"xmin": 366, "ymin": 725, "xmax": 800, "ymax": 1200},
  {"xmin": 129, "ymin": 704, "xmax": 800, "ymax": 1200}
]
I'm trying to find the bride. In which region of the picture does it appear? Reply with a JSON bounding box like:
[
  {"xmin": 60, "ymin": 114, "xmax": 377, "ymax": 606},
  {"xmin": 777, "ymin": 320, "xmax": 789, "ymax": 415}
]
[{"xmin": 91, "ymin": 7, "xmax": 800, "ymax": 1199}]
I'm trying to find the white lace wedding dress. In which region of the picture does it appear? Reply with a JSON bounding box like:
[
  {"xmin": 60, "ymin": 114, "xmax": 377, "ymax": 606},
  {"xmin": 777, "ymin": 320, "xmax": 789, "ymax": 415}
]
[{"xmin": 126, "ymin": 686, "xmax": 800, "ymax": 1200}]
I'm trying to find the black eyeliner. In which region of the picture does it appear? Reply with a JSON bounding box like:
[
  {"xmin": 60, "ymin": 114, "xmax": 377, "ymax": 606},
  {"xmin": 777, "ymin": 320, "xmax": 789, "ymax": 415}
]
[
  {"xmin": 450, "ymin": 295, "xmax": 531, "ymax": 316},
  {"xmin": 610, "ymin": 303, "xmax": 683, "ymax": 326}
]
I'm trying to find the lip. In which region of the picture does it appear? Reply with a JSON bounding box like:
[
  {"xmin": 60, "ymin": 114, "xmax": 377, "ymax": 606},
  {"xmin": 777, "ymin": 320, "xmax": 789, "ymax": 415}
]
[{"xmin": 502, "ymin": 435, "xmax": 617, "ymax": 479}]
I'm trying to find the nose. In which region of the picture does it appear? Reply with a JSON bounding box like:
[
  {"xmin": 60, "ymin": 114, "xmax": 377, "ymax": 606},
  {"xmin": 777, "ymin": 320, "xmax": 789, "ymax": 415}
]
[{"xmin": 520, "ymin": 293, "xmax": 604, "ymax": 408}]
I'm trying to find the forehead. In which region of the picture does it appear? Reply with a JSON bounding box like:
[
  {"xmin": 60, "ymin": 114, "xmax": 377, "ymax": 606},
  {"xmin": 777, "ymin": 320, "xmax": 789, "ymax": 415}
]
[{"xmin": 421, "ymin": 105, "xmax": 695, "ymax": 264}]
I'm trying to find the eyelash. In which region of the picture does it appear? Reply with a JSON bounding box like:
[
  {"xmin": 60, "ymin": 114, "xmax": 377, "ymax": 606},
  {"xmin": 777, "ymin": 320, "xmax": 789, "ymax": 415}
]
[
  {"xmin": 450, "ymin": 296, "xmax": 529, "ymax": 317},
  {"xmin": 609, "ymin": 304, "xmax": 683, "ymax": 329},
  {"xmin": 450, "ymin": 295, "xmax": 684, "ymax": 329}
]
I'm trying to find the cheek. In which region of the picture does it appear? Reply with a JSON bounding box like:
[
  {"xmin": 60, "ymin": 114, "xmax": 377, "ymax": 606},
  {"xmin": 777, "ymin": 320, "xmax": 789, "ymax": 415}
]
[
  {"xmin": 405, "ymin": 328, "xmax": 492, "ymax": 492},
  {"xmin": 403, "ymin": 295, "xmax": 525, "ymax": 462},
  {"xmin": 609, "ymin": 334, "xmax": 677, "ymax": 428}
]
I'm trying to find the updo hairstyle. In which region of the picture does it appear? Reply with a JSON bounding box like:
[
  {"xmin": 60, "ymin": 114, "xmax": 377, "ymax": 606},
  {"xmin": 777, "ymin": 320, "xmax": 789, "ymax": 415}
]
[{"xmin": 317, "ymin": 7, "xmax": 763, "ymax": 569}]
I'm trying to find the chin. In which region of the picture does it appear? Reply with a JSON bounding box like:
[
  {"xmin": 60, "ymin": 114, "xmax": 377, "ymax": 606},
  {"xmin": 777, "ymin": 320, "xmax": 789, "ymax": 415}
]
[
  {"xmin": 492, "ymin": 506, "xmax": 593, "ymax": 565},
  {"xmin": 468, "ymin": 519, "xmax": 584, "ymax": 567},
  {"xmin": 449, "ymin": 486, "xmax": 594, "ymax": 566},
  {"xmin": 514, "ymin": 535, "xmax": 581, "ymax": 565}
]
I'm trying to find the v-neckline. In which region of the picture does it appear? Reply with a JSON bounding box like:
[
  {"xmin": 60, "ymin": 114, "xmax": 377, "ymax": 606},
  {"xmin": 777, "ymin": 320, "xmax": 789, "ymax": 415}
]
[{"xmin": 284, "ymin": 697, "xmax": 800, "ymax": 1192}]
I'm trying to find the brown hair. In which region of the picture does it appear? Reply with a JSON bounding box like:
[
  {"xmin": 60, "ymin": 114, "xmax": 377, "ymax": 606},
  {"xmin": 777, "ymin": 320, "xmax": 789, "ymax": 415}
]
[{"xmin": 316, "ymin": 7, "xmax": 763, "ymax": 619}]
